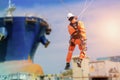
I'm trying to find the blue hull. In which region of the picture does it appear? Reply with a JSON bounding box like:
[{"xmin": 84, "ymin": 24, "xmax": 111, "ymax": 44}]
[{"xmin": 0, "ymin": 17, "xmax": 51, "ymax": 62}]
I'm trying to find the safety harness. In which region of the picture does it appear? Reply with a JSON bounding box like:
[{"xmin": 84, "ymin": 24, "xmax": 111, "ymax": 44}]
[
  {"xmin": 69, "ymin": 21, "xmax": 87, "ymax": 52},
  {"xmin": 70, "ymin": 21, "xmax": 82, "ymax": 40}
]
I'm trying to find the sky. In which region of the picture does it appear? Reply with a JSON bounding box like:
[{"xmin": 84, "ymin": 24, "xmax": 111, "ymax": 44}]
[{"xmin": 0, "ymin": 0, "xmax": 120, "ymax": 74}]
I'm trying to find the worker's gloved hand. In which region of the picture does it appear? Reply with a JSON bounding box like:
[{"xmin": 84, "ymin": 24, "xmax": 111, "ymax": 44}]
[{"xmin": 82, "ymin": 39, "xmax": 87, "ymax": 45}]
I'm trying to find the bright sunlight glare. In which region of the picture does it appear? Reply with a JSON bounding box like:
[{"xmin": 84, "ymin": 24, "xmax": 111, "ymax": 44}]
[{"xmin": 102, "ymin": 20, "xmax": 119, "ymax": 41}]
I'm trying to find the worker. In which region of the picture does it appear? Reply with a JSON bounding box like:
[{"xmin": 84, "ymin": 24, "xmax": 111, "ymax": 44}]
[{"xmin": 65, "ymin": 13, "xmax": 87, "ymax": 70}]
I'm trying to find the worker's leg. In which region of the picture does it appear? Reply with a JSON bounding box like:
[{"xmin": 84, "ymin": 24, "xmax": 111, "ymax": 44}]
[
  {"xmin": 65, "ymin": 42, "xmax": 75, "ymax": 70},
  {"xmin": 66, "ymin": 44, "xmax": 75, "ymax": 63},
  {"xmin": 79, "ymin": 44, "xmax": 86, "ymax": 59},
  {"xmin": 75, "ymin": 45, "xmax": 84, "ymax": 67},
  {"xmin": 78, "ymin": 39, "xmax": 87, "ymax": 59}
]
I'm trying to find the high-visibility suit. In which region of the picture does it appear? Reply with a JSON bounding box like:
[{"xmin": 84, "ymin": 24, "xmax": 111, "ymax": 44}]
[{"xmin": 66, "ymin": 21, "xmax": 87, "ymax": 63}]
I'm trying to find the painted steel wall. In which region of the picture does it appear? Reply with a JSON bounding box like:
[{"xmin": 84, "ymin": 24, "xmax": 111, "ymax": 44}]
[
  {"xmin": 72, "ymin": 56, "xmax": 90, "ymax": 80},
  {"xmin": 0, "ymin": 17, "xmax": 48, "ymax": 62}
]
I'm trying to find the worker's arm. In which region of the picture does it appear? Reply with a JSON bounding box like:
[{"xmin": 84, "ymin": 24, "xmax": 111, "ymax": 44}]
[
  {"xmin": 68, "ymin": 25, "xmax": 75, "ymax": 35},
  {"xmin": 78, "ymin": 21, "xmax": 87, "ymax": 40}
]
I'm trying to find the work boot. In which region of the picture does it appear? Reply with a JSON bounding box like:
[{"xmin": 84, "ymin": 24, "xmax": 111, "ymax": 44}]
[
  {"xmin": 77, "ymin": 59, "xmax": 82, "ymax": 68},
  {"xmin": 65, "ymin": 63, "xmax": 70, "ymax": 70}
]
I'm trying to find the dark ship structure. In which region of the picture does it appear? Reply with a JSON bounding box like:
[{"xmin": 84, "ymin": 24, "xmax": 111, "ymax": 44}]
[{"xmin": 0, "ymin": 0, "xmax": 51, "ymax": 79}]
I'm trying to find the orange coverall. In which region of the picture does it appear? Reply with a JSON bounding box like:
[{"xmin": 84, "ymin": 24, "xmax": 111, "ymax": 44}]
[{"xmin": 66, "ymin": 21, "xmax": 87, "ymax": 63}]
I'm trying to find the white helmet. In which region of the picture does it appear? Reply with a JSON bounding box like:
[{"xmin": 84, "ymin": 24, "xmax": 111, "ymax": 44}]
[{"xmin": 67, "ymin": 13, "xmax": 74, "ymax": 19}]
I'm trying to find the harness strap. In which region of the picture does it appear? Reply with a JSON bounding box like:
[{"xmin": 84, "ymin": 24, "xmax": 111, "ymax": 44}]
[
  {"xmin": 69, "ymin": 22, "xmax": 87, "ymax": 50},
  {"xmin": 70, "ymin": 22, "xmax": 82, "ymax": 39}
]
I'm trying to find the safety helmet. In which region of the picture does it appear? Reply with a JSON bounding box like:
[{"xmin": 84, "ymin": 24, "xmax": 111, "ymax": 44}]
[
  {"xmin": 67, "ymin": 13, "xmax": 76, "ymax": 21},
  {"xmin": 67, "ymin": 13, "xmax": 74, "ymax": 19}
]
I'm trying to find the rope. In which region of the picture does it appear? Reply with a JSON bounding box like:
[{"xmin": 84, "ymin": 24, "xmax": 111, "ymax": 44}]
[
  {"xmin": 78, "ymin": 0, "xmax": 87, "ymax": 17},
  {"xmin": 78, "ymin": 0, "xmax": 94, "ymax": 20},
  {"xmin": 77, "ymin": 0, "xmax": 88, "ymax": 20},
  {"xmin": 60, "ymin": 0, "xmax": 93, "ymax": 20}
]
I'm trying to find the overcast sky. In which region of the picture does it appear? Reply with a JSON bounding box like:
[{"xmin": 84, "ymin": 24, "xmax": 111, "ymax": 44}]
[{"xmin": 0, "ymin": 0, "xmax": 120, "ymax": 74}]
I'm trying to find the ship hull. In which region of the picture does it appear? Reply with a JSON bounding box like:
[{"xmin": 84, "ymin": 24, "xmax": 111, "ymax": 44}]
[{"xmin": 0, "ymin": 16, "xmax": 49, "ymax": 62}]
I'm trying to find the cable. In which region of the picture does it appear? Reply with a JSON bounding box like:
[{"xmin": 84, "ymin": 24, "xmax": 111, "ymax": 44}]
[
  {"xmin": 78, "ymin": 0, "xmax": 88, "ymax": 20},
  {"xmin": 78, "ymin": 0, "xmax": 86, "ymax": 16},
  {"xmin": 78, "ymin": 0, "xmax": 94, "ymax": 20},
  {"xmin": 60, "ymin": 0, "xmax": 93, "ymax": 20}
]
